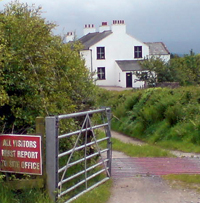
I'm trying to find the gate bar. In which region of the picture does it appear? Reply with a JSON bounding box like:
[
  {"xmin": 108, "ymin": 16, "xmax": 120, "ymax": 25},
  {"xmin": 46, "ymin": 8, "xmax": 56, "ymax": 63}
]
[
  {"xmin": 58, "ymin": 168, "xmax": 109, "ymax": 198},
  {"xmin": 63, "ymin": 177, "xmax": 110, "ymax": 203},
  {"xmin": 58, "ymin": 123, "xmax": 108, "ymax": 139},
  {"xmin": 58, "ymin": 149, "xmax": 108, "ymax": 173},
  {"xmin": 58, "ymin": 137, "xmax": 108, "ymax": 158},
  {"xmin": 58, "ymin": 108, "xmax": 110, "ymax": 120},
  {"xmin": 58, "ymin": 159, "xmax": 109, "ymax": 187}
]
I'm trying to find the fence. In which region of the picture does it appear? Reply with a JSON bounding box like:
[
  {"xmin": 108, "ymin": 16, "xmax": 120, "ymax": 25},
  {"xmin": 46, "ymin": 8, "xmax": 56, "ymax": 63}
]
[{"xmin": 45, "ymin": 108, "xmax": 112, "ymax": 202}]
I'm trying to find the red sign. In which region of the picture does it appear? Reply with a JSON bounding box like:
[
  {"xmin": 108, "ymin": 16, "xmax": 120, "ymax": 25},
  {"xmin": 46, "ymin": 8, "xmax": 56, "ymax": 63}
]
[{"xmin": 0, "ymin": 134, "xmax": 42, "ymax": 175}]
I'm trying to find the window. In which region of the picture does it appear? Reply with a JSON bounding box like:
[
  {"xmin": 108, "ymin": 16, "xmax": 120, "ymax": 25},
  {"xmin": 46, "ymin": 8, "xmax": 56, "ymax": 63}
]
[
  {"xmin": 134, "ymin": 46, "xmax": 142, "ymax": 58},
  {"xmin": 97, "ymin": 47, "xmax": 105, "ymax": 59},
  {"xmin": 97, "ymin": 67, "xmax": 105, "ymax": 80}
]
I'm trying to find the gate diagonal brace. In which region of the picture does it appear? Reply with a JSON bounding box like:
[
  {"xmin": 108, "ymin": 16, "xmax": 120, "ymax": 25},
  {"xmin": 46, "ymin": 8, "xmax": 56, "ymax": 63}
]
[
  {"xmin": 59, "ymin": 113, "xmax": 110, "ymax": 194},
  {"xmin": 87, "ymin": 114, "xmax": 111, "ymax": 177}
]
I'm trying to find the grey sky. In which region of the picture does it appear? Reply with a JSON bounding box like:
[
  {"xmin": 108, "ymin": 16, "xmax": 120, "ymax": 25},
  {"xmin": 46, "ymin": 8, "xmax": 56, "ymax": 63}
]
[{"xmin": 1, "ymin": 0, "xmax": 200, "ymax": 54}]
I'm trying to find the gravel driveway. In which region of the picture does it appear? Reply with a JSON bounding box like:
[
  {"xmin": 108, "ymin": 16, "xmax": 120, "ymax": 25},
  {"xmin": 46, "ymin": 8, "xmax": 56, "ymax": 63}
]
[{"xmin": 107, "ymin": 131, "xmax": 200, "ymax": 203}]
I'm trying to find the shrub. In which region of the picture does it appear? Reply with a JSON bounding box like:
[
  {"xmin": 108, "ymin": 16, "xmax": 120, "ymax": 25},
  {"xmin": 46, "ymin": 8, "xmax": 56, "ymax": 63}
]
[
  {"xmin": 165, "ymin": 103, "xmax": 185, "ymax": 126},
  {"xmin": 0, "ymin": 1, "xmax": 96, "ymax": 133}
]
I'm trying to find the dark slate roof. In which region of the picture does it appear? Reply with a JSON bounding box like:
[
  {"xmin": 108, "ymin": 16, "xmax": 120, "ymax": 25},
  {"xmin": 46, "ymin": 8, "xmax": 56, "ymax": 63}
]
[
  {"xmin": 144, "ymin": 42, "xmax": 170, "ymax": 55},
  {"xmin": 116, "ymin": 60, "xmax": 147, "ymax": 72},
  {"xmin": 79, "ymin": 31, "xmax": 112, "ymax": 49}
]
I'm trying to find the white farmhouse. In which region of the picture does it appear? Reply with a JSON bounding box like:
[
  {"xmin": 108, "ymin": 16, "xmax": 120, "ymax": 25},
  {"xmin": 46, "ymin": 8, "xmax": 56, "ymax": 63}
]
[{"xmin": 66, "ymin": 20, "xmax": 170, "ymax": 88}]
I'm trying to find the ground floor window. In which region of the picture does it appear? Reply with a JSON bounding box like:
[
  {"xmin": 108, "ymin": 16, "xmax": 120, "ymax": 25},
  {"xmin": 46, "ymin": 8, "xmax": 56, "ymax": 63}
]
[{"xmin": 97, "ymin": 67, "xmax": 105, "ymax": 80}]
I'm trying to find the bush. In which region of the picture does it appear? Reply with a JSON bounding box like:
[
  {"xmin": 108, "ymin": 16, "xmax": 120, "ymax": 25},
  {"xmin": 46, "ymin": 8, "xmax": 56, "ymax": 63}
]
[
  {"xmin": 97, "ymin": 86, "xmax": 200, "ymax": 151},
  {"xmin": 165, "ymin": 103, "xmax": 184, "ymax": 126},
  {"xmin": 0, "ymin": 1, "xmax": 96, "ymax": 133}
]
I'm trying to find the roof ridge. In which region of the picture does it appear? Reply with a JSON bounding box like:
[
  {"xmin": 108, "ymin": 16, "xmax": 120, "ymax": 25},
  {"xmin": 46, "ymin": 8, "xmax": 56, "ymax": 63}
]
[{"xmin": 79, "ymin": 30, "xmax": 112, "ymax": 49}]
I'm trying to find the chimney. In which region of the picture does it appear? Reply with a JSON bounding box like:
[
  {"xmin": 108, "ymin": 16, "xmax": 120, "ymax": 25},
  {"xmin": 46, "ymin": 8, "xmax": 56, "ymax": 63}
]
[
  {"xmin": 66, "ymin": 32, "xmax": 75, "ymax": 43},
  {"xmin": 111, "ymin": 20, "xmax": 126, "ymax": 34},
  {"xmin": 83, "ymin": 24, "xmax": 96, "ymax": 35},
  {"xmin": 99, "ymin": 22, "xmax": 110, "ymax": 33}
]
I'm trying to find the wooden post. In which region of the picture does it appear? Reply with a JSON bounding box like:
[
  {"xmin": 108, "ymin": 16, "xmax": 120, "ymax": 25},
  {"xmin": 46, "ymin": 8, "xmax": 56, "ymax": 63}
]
[
  {"xmin": 36, "ymin": 117, "xmax": 46, "ymax": 188},
  {"xmin": 36, "ymin": 117, "xmax": 45, "ymax": 136}
]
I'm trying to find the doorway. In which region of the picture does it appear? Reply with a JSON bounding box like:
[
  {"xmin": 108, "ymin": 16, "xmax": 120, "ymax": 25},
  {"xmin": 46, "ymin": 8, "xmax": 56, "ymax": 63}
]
[{"xmin": 126, "ymin": 73, "xmax": 132, "ymax": 87}]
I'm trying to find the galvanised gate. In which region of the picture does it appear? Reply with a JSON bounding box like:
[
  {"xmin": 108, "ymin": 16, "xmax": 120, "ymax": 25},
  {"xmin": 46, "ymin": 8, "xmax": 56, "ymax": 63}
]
[{"xmin": 45, "ymin": 108, "xmax": 112, "ymax": 202}]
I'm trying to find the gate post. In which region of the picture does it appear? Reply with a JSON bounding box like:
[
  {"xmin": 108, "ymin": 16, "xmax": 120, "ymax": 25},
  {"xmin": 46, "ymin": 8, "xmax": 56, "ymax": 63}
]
[
  {"xmin": 45, "ymin": 116, "xmax": 59, "ymax": 201},
  {"xmin": 105, "ymin": 108, "xmax": 112, "ymax": 176}
]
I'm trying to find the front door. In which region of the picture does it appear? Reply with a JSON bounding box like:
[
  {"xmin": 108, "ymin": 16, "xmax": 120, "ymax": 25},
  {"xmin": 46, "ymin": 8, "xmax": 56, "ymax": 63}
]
[{"xmin": 126, "ymin": 73, "xmax": 132, "ymax": 87}]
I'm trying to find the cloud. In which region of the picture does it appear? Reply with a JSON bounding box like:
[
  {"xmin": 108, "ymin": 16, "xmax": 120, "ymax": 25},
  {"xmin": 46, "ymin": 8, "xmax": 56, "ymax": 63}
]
[{"xmin": 0, "ymin": 0, "xmax": 200, "ymax": 53}]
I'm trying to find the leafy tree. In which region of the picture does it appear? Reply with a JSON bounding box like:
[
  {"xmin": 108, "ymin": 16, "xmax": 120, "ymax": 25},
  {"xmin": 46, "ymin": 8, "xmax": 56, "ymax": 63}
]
[
  {"xmin": 169, "ymin": 52, "xmax": 200, "ymax": 85},
  {"xmin": 0, "ymin": 1, "xmax": 96, "ymax": 133},
  {"xmin": 137, "ymin": 52, "xmax": 200, "ymax": 86},
  {"xmin": 137, "ymin": 56, "xmax": 173, "ymax": 86}
]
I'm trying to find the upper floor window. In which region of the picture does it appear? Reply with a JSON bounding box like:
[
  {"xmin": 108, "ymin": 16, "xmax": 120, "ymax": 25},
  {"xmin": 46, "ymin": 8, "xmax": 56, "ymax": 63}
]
[
  {"xmin": 134, "ymin": 46, "xmax": 142, "ymax": 58},
  {"xmin": 97, "ymin": 67, "xmax": 105, "ymax": 80},
  {"xmin": 97, "ymin": 47, "xmax": 105, "ymax": 59}
]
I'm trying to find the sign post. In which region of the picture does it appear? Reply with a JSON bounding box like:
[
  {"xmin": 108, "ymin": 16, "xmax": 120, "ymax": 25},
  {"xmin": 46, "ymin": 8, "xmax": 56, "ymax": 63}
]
[{"xmin": 0, "ymin": 134, "xmax": 42, "ymax": 175}]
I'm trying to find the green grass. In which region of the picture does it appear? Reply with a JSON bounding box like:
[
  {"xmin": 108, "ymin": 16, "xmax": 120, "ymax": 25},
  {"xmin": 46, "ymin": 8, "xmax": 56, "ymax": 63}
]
[
  {"xmin": 72, "ymin": 179, "xmax": 112, "ymax": 203},
  {"xmin": 97, "ymin": 86, "xmax": 200, "ymax": 154},
  {"xmin": 97, "ymin": 130, "xmax": 175, "ymax": 157},
  {"xmin": 0, "ymin": 187, "xmax": 53, "ymax": 203},
  {"xmin": 163, "ymin": 174, "xmax": 200, "ymax": 191},
  {"xmin": 0, "ymin": 172, "xmax": 112, "ymax": 203},
  {"xmin": 155, "ymin": 140, "xmax": 200, "ymax": 153},
  {"xmin": 111, "ymin": 137, "xmax": 175, "ymax": 157}
]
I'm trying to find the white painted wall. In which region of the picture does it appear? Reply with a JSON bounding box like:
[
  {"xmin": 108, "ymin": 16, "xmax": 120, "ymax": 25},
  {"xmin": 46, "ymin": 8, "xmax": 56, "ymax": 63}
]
[
  {"xmin": 80, "ymin": 50, "xmax": 92, "ymax": 71},
  {"xmin": 114, "ymin": 63, "xmax": 145, "ymax": 88},
  {"xmin": 80, "ymin": 21, "xmax": 170, "ymax": 88},
  {"xmin": 87, "ymin": 23, "xmax": 149, "ymax": 87},
  {"xmin": 99, "ymin": 25, "xmax": 110, "ymax": 32}
]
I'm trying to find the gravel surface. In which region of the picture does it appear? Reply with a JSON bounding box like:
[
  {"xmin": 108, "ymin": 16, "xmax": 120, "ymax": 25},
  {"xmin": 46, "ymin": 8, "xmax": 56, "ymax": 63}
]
[{"xmin": 107, "ymin": 131, "xmax": 200, "ymax": 203}]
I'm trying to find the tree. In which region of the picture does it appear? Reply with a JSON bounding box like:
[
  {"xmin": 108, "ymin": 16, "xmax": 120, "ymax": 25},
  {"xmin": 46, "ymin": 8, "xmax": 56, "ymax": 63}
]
[
  {"xmin": 169, "ymin": 52, "xmax": 200, "ymax": 85},
  {"xmin": 137, "ymin": 56, "xmax": 173, "ymax": 86},
  {"xmin": 137, "ymin": 52, "xmax": 200, "ymax": 87},
  {"xmin": 0, "ymin": 1, "xmax": 96, "ymax": 133}
]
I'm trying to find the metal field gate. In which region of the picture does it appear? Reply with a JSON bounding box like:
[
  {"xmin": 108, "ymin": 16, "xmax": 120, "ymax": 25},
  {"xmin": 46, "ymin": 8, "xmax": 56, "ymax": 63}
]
[{"xmin": 45, "ymin": 108, "xmax": 112, "ymax": 202}]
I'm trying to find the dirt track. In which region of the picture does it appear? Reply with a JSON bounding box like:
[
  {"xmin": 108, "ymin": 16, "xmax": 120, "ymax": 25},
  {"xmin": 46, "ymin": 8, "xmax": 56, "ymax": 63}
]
[{"xmin": 107, "ymin": 131, "xmax": 200, "ymax": 203}]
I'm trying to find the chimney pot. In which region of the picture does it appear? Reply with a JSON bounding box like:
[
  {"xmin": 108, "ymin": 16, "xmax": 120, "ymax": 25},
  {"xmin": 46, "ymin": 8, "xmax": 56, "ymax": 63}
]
[
  {"xmin": 111, "ymin": 20, "xmax": 126, "ymax": 33},
  {"xmin": 83, "ymin": 23, "xmax": 96, "ymax": 35},
  {"xmin": 102, "ymin": 22, "xmax": 108, "ymax": 26}
]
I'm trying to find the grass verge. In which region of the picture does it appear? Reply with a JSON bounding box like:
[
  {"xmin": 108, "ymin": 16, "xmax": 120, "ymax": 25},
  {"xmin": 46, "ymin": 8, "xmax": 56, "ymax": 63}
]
[
  {"xmin": 111, "ymin": 137, "xmax": 175, "ymax": 157},
  {"xmin": 154, "ymin": 140, "xmax": 200, "ymax": 153},
  {"xmin": 163, "ymin": 174, "xmax": 200, "ymax": 192}
]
